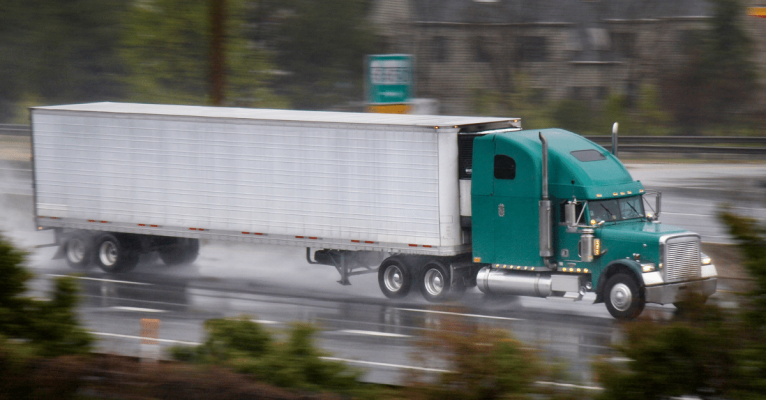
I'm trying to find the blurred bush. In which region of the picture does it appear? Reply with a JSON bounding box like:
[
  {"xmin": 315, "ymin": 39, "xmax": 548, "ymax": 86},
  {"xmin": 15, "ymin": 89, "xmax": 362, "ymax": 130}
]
[
  {"xmin": 595, "ymin": 209, "xmax": 766, "ymax": 399},
  {"xmin": 0, "ymin": 232, "xmax": 92, "ymax": 357},
  {"xmin": 170, "ymin": 316, "xmax": 362, "ymax": 395},
  {"xmin": 407, "ymin": 316, "xmax": 540, "ymax": 400}
]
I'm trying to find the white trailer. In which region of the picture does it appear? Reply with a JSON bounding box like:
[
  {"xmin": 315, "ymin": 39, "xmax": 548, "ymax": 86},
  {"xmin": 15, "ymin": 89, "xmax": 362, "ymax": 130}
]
[{"xmin": 31, "ymin": 102, "xmax": 520, "ymax": 298}]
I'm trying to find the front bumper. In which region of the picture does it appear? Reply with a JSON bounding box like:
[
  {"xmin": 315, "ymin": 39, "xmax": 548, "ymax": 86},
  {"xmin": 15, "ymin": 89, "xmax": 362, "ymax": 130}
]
[{"xmin": 644, "ymin": 278, "xmax": 717, "ymax": 304}]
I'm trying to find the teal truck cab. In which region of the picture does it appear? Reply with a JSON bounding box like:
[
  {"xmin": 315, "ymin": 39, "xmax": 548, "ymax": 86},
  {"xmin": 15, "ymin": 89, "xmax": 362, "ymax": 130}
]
[{"xmin": 469, "ymin": 129, "xmax": 717, "ymax": 319}]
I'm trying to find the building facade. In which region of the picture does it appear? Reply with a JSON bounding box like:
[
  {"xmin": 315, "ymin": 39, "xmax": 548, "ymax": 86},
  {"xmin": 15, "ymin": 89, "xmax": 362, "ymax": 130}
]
[{"xmin": 371, "ymin": 0, "xmax": 762, "ymax": 116}]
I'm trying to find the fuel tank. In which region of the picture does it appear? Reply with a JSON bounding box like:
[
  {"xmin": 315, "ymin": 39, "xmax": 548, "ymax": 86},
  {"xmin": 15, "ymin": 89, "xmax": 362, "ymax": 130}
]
[{"xmin": 476, "ymin": 267, "xmax": 552, "ymax": 297}]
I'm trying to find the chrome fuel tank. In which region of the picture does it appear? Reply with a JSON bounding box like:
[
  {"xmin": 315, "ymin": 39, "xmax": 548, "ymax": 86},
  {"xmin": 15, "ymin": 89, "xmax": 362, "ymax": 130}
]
[{"xmin": 476, "ymin": 267, "xmax": 552, "ymax": 297}]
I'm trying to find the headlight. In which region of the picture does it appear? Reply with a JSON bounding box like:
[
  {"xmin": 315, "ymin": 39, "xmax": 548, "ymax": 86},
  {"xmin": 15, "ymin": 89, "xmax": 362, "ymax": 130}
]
[
  {"xmin": 701, "ymin": 253, "xmax": 712, "ymax": 265},
  {"xmin": 641, "ymin": 262, "xmax": 656, "ymax": 273}
]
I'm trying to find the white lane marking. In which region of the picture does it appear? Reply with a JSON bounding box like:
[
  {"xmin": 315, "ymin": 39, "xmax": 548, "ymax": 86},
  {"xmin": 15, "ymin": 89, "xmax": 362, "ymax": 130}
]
[
  {"xmin": 91, "ymin": 331, "xmax": 200, "ymax": 346},
  {"xmin": 395, "ymin": 308, "xmax": 522, "ymax": 321},
  {"xmin": 110, "ymin": 306, "xmax": 166, "ymax": 313},
  {"xmin": 535, "ymin": 381, "xmax": 604, "ymax": 391},
  {"xmin": 319, "ymin": 357, "xmax": 450, "ymax": 373},
  {"xmin": 48, "ymin": 274, "xmax": 151, "ymax": 286},
  {"xmin": 337, "ymin": 330, "xmax": 410, "ymax": 338}
]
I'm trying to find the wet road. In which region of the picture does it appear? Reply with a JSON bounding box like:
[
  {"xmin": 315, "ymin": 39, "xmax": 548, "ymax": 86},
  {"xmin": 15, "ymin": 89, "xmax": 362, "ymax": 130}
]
[{"xmin": 2, "ymin": 161, "xmax": 765, "ymax": 386}]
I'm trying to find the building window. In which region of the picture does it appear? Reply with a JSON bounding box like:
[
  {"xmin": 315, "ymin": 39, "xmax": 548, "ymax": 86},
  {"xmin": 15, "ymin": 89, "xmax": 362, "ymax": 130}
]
[
  {"xmin": 494, "ymin": 155, "xmax": 516, "ymax": 180},
  {"xmin": 610, "ymin": 32, "xmax": 636, "ymax": 59},
  {"xmin": 516, "ymin": 36, "xmax": 548, "ymax": 62},
  {"xmin": 473, "ymin": 36, "xmax": 491, "ymax": 63},
  {"xmin": 569, "ymin": 86, "xmax": 585, "ymax": 101},
  {"xmin": 433, "ymin": 36, "xmax": 448, "ymax": 62}
]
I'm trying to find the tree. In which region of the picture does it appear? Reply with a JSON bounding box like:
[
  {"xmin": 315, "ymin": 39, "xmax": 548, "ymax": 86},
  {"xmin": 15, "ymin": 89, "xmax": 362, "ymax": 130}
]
[
  {"xmin": 0, "ymin": 233, "xmax": 92, "ymax": 357},
  {"xmin": 121, "ymin": 0, "xmax": 285, "ymax": 107},
  {"xmin": 269, "ymin": 0, "xmax": 379, "ymax": 110},
  {"xmin": 662, "ymin": 0, "xmax": 758, "ymax": 131},
  {"xmin": 0, "ymin": 0, "xmax": 128, "ymax": 122}
]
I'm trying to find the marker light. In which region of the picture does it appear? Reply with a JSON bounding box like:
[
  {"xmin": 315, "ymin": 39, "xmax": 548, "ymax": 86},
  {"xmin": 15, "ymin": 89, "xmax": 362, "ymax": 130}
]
[
  {"xmin": 641, "ymin": 263, "xmax": 657, "ymax": 273},
  {"xmin": 701, "ymin": 253, "xmax": 712, "ymax": 265},
  {"xmin": 594, "ymin": 239, "xmax": 601, "ymax": 256}
]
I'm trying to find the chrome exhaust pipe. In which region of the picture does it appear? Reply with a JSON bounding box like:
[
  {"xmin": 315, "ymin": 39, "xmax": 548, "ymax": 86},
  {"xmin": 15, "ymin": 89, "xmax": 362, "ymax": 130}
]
[{"xmin": 539, "ymin": 132, "xmax": 552, "ymax": 258}]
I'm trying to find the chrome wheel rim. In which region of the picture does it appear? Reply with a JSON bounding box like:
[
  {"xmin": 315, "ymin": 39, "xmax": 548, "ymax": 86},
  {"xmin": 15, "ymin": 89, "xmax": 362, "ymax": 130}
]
[
  {"xmin": 423, "ymin": 268, "xmax": 444, "ymax": 296},
  {"xmin": 610, "ymin": 283, "xmax": 632, "ymax": 312},
  {"xmin": 383, "ymin": 265, "xmax": 403, "ymax": 292},
  {"xmin": 66, "ymin": 239, "xmax": 85, "ymax": 263},
  {"xmin": 99, "ymin": 241, "xmax": 118, "ymax": 267}
]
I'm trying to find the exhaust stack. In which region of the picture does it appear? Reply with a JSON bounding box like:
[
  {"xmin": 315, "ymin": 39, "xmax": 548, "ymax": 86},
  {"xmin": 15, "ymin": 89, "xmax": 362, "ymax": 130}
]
[{"xmin": 539, "ymin": 132, "xmax": 552, "ymax": 258}]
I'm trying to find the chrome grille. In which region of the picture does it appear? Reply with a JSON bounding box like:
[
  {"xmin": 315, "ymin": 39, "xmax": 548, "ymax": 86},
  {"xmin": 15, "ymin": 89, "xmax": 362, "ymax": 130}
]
[{"xmin": 664, "ymin": 236, "xmax": 701, "ymax": 282}]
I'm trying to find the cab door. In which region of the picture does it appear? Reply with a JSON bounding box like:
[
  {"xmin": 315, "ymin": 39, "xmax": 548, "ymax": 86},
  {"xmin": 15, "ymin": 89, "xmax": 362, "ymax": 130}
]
[{"xmin": 491, "ymin": 136, "xmax": 543, "ymax": 267}]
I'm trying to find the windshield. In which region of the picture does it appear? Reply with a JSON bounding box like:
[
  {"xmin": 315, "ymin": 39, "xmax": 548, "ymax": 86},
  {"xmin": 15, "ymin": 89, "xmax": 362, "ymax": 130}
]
[{"xmin": 588, "ymin": 196, "xmax": 645, "ymax": 223}]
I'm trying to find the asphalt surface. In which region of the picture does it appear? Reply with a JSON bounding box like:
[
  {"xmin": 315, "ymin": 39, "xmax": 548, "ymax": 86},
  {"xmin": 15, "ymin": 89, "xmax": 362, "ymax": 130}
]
[{"xmin": 2, "ymin": 160, "xmax": 765, "ymax": 386}]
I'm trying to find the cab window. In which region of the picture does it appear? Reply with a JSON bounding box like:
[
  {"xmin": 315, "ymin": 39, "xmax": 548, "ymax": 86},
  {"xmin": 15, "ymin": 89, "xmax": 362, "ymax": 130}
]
[{"xmin": 494, "ymin": 155, "xmax": 516, "ymax": 180}]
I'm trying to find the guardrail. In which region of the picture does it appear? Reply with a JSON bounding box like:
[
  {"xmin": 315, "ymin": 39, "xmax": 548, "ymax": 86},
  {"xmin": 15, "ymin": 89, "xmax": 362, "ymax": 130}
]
[
  {"xmin": 585, "ymin": 136, "xmax": 766, "ymax": 156},
  {"xmin": 2, "ymin": 124, "xmax": 765, "ymax": 156},
  {"xmin": 0, "ymin": 124, "xmax": 32, "ymax": 137}
]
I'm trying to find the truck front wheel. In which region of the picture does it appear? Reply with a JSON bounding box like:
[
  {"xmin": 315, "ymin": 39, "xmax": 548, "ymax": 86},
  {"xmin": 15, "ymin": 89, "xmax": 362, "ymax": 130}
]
[
  {"xmin": 419, "ymin": 261, "xmax": 452, "ymax": 302},
  {"xmin": 95, "ymin": 234, "xmax": 139, "ymax": 273},
  {"xmin": 378, "ymin": 258, "xmax": 412, "ymax": 299},
  {"xmin": 604, "ymin": 273, "xmax": 645, "ymax": 320}
]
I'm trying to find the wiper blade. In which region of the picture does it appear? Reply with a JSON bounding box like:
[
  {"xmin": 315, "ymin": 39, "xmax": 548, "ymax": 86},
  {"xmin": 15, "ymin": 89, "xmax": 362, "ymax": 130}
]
[{"xmin": 600, "ymin": 204, "xmax": 615, "ymax": 218}]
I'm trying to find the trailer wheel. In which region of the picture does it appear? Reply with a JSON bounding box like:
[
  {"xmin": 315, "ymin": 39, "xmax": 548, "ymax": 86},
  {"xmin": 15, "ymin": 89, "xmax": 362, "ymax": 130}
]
[
  {"xmin": 419, "ymin": 261, "xmax": 452, "ymax": 302},
  {"xmin": 378, "ymin": 258, "xmax": 412, "ymax": 299},
  {"xmin": 95, "ymin": 234, "xmax": 139, "ymax": 273},
  {"xmin": 65, "ymin": 237, "xmax": 92, "ymax": 270},
  {"xmin": 159, "ymin": 238, "xmax": 200, "ymax": 266},
  {"xmin": 604, "ymin": 273, "xmax": 645, "ymax": 320}
]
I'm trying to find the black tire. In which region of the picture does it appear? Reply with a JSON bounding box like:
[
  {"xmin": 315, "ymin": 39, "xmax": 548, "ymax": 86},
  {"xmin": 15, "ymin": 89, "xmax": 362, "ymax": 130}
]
[
  {"xmin": 419, "ymin": 261, "xmax": 452, "ymax": 302},
  {"xmin": 159, "ymin": 238, "xmax": 200, "ymax": 266},
  {"xmin": 604, "ymin": 273, "xmax": 645, "ymax": 320},
  {"xmin": 64, "ymin": 236, "xmax": 92, "ymax": 270},
  {"xmin": 94, "ymin": 233, "xmax": 139, "ymax": 273},
  {"xmin": 378, "ymin": 258, "xmax": 412, "ymax": 299}
]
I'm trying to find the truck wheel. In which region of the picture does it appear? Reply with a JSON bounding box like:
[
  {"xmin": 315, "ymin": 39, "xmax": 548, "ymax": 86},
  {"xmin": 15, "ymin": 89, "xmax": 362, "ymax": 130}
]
[
  {"xmin": 65, "ymin": 237, "xmax": 92, "ymax": 270},
  {"xmin": 378, "ymin": 258, "xmax": 412, "ymax": 299},
  {"xmin": 95, "ymin": 234, "xmax": 139, "ymax": 273},
  {"xmin": 159, "ymin": 238, "xmax": 200, "ymax": 266},
  {"xmin": 604, "ymin": 273, "xmax": 645, "ymax": 320},
  {"xmin": 419, "ymin": 261, "xmax": 452, "ymax": 302}
]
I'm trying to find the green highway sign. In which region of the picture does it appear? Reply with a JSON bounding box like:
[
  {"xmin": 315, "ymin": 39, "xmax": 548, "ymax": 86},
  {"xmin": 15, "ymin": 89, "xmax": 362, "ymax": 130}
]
[{"xmin": 366, "ymin": 54, "xmax": 413, "ymax": 104}]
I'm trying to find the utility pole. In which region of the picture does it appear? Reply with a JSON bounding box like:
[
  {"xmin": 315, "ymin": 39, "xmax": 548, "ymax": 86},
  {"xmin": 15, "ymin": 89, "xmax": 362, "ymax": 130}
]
[{"xmin": 210, "ymin": 0, "xmax": 226, "ymax": 105}]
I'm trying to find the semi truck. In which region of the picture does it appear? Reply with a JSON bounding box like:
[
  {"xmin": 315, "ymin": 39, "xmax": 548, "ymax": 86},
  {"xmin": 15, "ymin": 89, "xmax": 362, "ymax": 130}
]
[{"xmin": 30, "ymin": 102, "xmax": 717, "ymax": 319}]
